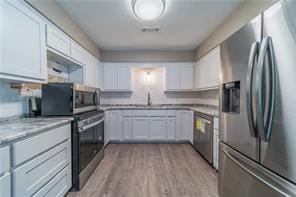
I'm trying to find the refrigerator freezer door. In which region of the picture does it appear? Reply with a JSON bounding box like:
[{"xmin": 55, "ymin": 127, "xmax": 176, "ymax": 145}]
[
  {"xmin": 260, "ymin": 0, "xmax": 296, "ymax": 184},
  {"xmin": 219, "ymin": 14, "xmax": 261, "ymax": 161},
  {"xmin": 219, "ymin": 142, "xmax": 296, "ymax": 197}
]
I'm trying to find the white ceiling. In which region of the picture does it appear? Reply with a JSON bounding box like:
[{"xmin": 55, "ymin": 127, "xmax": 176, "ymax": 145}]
[{"xmin": 57, "ymin": 0, "xmax": 243, "ymax": 51}]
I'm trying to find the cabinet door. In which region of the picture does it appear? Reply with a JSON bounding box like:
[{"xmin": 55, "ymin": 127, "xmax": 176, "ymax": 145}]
[
  {"xmin": 46, "ymin": 24, "xmax": 70, "ymax": 56},
  {"xmin": 166, "ymin": 117, "xmax": 176, "ymax": 140},
  {"xmin": 85, "ymin": 52, "xmax": 99, "ymax": 88},
  {"xmin": 180, "ymin": 64, "xmax": 194, "ymax": 90},
  {"xmin": 104, "ymin": 111, "xmax": 110, "ymax": 146},
  {"xmin": 117, "ymin": 65, "xmax": 131, "ymax": 90},
  {"xmin": 97, "ymin": 60, "xmax": 103, "ymax": 89},
  {"xmin": 123, "ymin": 117, "xmax": 132, "ymax": 140},
  {"xmin": 176, "ymin": 111, "xmax": 188, "ymax": 140},
  {"xmin": 109, "ymin": 111, "xmax": 123, "ymax": 140},
  {"xmin": 70, "ymin": 41, "xmax": 86, "ymax": 65},
  {"xmin": 132, "ymin": 117, "xmax": 149, "ymax": 140},
  {"xmin": 149, "ymin": 117, "xmax": 166, "ymax": 140},
  {"xmin": 103, "ymin": 64, "xmax": 117, "ymax": 90},
  {"xmin": 199, "ymin": 60, "xmax": 207, "ymax": 89},
  {"xmin": 0, "ymin": 173, "xmax": 11, "ymax": 197},
  {"xmin": 186, "ymin": 111, "xmax": 194, "ymax": 144},
  {"xmin": 194, "ymin": 62, "xmax": 201, "ymax": 89},
  {"xmin": 0, "ymin": 1, "xmax": 47, "ymax": 82},
  {"xmin": 166, "ymin": 64, "xmax": 180, "ymax": 90},
  {"xmin": 210, "ymin": 47, "xmax": 220, "ymax": 88}
]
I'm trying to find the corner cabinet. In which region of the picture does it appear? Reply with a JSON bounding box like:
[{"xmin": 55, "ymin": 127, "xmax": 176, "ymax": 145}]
[
  {"xmin": 195, "ymin": 46, "xmax": 220, "ymax": 90},
  {"xmin": 103, "ymin": 64, "xmax": 132, "ymax": 91},
  {"xmin": 165, "ymin": 63, "xmax": 194, "ymax": 91},
  {"xmin": 0, "ymin": 0, "xmax": 47, "ymax": 83}
]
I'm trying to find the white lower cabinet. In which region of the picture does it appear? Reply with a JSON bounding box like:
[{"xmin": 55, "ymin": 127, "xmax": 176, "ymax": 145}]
[
  {"xmin": 105, "ymin": 109, "xmax": 194, "ymax": 143},
  {"xmin": 8, "ymin": 123, "xmax": 72, "ymax": 197},
  {"xmin": 176, "ymin": 110, "xmax": 193, "ymax": 142},
  {"xmin": 0, "ymin": 173, "xmax": 11, "ymax": 197},
  {"xmin": 166, "ymin": 117, "xmax": 176, "ymax": 140},
  {"xmin": 108, "ymin": 111, "xmax": 123, "ymax": 141},
  {"xmin": 149, "ymin": 117, "xmax": 166, "ymax": 140},
  {"xmin": 176, "ymin": 111, "xmax": 188, "ymax": 141},
  {"xmin": 13, "ymin": 139, "xmax": 71, "ymax": 197},
  {"xmin": 33, "ymin": 164, "xmax": 71, "ymax": 197},
  {"xmin": 123, "ymin": 117, "xmax": 132, "ymax": 140},
  {"xmin": 132, "ymin": 117, "xmax": 149, "ymax": 140}
]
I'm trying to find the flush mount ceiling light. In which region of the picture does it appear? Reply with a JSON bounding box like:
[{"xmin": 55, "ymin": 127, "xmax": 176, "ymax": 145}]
[{"xmin": 132, "ymin": 0, "xmax": 166, "ymax": 21}]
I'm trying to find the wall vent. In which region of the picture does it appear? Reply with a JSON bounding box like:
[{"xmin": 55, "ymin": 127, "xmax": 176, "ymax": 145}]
[{"xmin": 142, "ymin": 27, "xmax": 160, "ymax": 32}]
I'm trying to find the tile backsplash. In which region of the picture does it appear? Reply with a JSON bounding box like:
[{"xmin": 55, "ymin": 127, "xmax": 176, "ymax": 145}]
[
  {"xmin": 101, "ymin": 67, "xmax": 219, "ymax": 106},
  {"xmin": 0, "ymin": 80, "xmax": 28, "ymax": 119}
]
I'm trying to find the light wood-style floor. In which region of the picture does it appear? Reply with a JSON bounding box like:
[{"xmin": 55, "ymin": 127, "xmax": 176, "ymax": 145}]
[{"xmin": 68, "ymin": 144, "xmax": 218, "ymax": 197}]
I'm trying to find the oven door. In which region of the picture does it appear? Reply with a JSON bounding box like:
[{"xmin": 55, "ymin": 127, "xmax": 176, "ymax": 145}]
[{"xmin": 79, "ymin": 118, "xmax": 104, "ymax": 173}]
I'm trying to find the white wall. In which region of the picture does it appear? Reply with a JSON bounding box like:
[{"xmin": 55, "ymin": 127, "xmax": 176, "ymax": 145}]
[
  {"xmin": 0, "ymin": 80, "xmax": 28, "ymax": 119},
  {"xmin": 101, "ymin": 67, "xmax": 218, "ymax": 106}
]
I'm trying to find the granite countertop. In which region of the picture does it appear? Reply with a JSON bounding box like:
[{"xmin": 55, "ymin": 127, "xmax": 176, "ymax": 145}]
[
  {"xmin": 0, "ymin": 117, "xmax": 73, "ymax": 145},
  {"xmin": 100, "ymin": 104, "xmax": 219, "ymax": 117}
]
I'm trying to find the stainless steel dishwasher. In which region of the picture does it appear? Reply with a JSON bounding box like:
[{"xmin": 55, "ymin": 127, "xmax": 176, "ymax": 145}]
[{"xmin": 193, "ymin": 112, "xmax": 213, "ymax": 163}]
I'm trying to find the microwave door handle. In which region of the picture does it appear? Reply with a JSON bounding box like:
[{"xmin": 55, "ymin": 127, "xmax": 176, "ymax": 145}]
[
  {"xmin": 93, "ymin": 90, "xmax": 100, "ymax": 107},
  {"xmin": 246, "ymin": 41, "xmax": 259, "ymax": 137},
  {"xmin": 256, "ymin": 37, "xmax": 276, "ymax": 142}
]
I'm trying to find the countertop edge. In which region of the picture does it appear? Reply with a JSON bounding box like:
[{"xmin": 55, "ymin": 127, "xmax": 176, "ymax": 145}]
[{"xmin": 0, "ymin": 118, "xmax": 73, "ymax": 146}]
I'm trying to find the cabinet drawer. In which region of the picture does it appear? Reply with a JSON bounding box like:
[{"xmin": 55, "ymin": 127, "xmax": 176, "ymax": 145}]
[
  {"xmin": 46, "ymin": 25, "xmax": 70, "ymax": 56},
  {"xmin": 12, "ymin": 124, "xmax": 70, "ymax": 166},
  {"xmin": 123, "ymin": 110, "xmax": 132, "ymax": 117},
  {"xmin": 149, "ymin": 110, "xmax": 166, "ymax": 117},
  {"xmin": 214, "ymin": 117, "xmax": 219, "ymax": 130},
  {"xmin": 0, "ymin": 173, "xmax": 11, "ymax": 197},
  {"xmin": 133, "ymin": 110, "xmax": 148, "ymax": 116},
  {"xmin": 13, "ymin": 140, "xmax": 71, "ymax": 197},
  {"xmin": 70, "ymin": 41, "xmax": 86, "ymax": 65},
  {"xmin": 166, "ymin": 110, "xmax": 176, "ymax": 116},
  {"xmin": 0, "ymin": 146, "xmax": 10, "ymax": 174},
  {"xmin": 33, "ymin": 164, "xmax": 71, "ymax": 197}
]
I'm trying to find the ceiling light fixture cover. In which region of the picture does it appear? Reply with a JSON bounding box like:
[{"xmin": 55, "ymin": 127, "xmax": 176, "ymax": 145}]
[{"xmin": 132, "ymin": 0, "xmax": 166, "ymax": 21}]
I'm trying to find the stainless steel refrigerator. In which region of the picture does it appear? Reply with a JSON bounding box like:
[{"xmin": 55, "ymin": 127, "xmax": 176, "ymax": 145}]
[{"xmin": 219, "ymin": 0, "xmax": 296, "ymax": 196}]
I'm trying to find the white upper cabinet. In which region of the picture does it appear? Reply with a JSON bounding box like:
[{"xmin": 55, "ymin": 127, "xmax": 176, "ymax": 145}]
[
  {"xmin": 103, "ymin": 64, "xmax": 117, "ymax": 90},
  {"xmin": 70, "ymin": 41, "xmax": 86, "ymax": 65},
  {"xmin": 103, "ymin": 64, "xmax": 132, "ymax": 91},
  {"xmin": 180, "ymin": 64, "xmax": 194, "ymax": 90},
  {"xmin": 165, "ymin": 63, "xmax": 194, "ymax": 91},
  {"xmin": 46, "ymin": 24, "xmax": 70, "ymax": 57},
  {"xmin": 0, "ymin": 0, "xmax": 47, "ymax": 83},
  {"xmin": 85, "ymin": 52, "xmax": 100, "ymax": 88},
  {"xmin": 195, "ymin": 46, "xmax": 220, "ymax": 90},
  {"xmin": 166, "ymin": 64, "xmax": 180, "ymax": 90},
  {"xmin": 117, "ymin": 65, "xmax": 132, "ymax": 90}
]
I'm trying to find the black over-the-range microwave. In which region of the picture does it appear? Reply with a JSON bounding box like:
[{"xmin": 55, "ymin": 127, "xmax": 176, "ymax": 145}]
[{"xmin": 41, "ymin": 83, "xmax": 100, "ymax": 116}]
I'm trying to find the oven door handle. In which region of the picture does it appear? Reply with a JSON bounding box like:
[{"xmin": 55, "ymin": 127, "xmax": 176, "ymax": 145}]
[{"xmin": 78, "ymin": 119, "xmax": 104, "ymax": 133}]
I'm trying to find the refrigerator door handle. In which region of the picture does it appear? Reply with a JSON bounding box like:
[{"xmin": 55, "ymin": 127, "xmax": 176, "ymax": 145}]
[
  {"xmin": 256, "ymin": 37, "xmax": 276, "ymax": 142},
  {"xmin": 222, "ymin": 148, "xmax": 292, "ymax": 196},
  {"xmin": 246, "ymin": 41, "xmax": 259, "ymax": 137}
]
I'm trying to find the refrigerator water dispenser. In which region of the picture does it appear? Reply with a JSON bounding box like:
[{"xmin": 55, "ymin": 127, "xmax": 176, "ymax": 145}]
[{"xmin": 222, "ymin": 81, "xmax": 240, "ymax": 113}]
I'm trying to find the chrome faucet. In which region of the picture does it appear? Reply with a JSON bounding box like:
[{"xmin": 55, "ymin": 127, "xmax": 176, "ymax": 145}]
[{"xmin": 147, "ymin": 92, "xmax": 152, "ymax": 106}]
